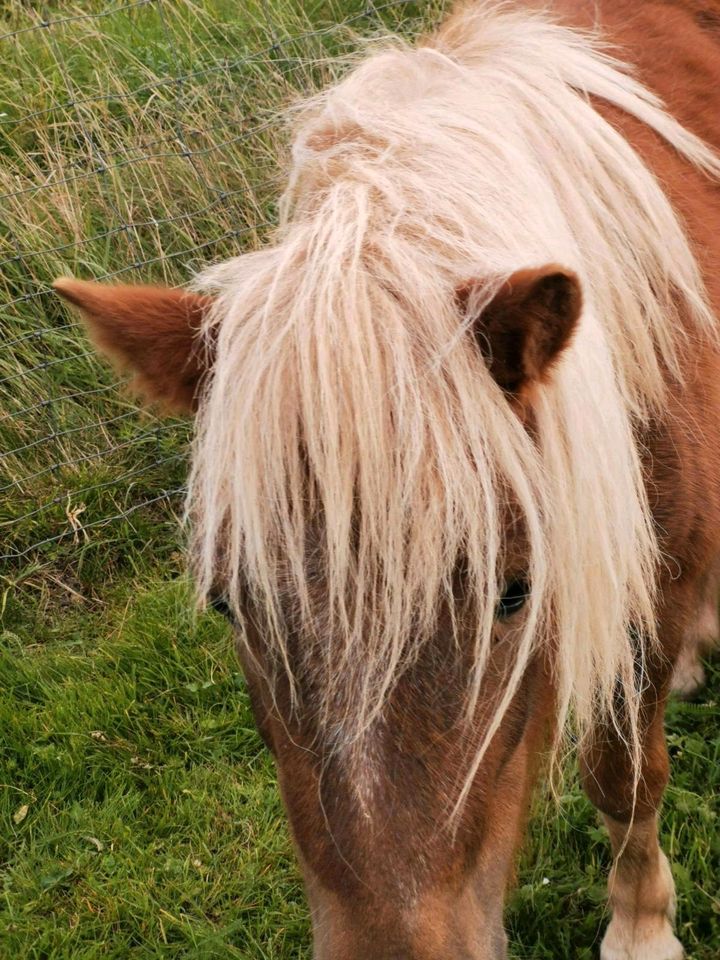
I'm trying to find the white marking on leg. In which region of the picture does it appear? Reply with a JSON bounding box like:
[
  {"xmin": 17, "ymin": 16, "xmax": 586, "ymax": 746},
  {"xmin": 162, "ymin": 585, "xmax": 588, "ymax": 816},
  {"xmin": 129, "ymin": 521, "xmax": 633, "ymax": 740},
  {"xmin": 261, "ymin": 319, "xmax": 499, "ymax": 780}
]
[
  {"xmin": 600, "ymin": 815, "xmax": 684, "ymax": 960},
  {"xmin": 672, "ymin": 563, "xmax": 719, "ymax": 696},
  {"xmin": 671, "ymin": 640, "xmax": 706, "ymax": 698}
]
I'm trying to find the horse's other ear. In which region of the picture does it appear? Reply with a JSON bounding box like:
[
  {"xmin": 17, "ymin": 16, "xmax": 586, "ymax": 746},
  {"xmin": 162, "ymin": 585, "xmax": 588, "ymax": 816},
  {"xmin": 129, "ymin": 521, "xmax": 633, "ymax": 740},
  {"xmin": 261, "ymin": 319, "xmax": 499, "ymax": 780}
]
[
  {"xmin": 458, "ymin": 266, "xmax": 581, "ymax": 395},
  {"xmin": 53, "ymin": 278, "xmax": 214, "ymax": 413}
]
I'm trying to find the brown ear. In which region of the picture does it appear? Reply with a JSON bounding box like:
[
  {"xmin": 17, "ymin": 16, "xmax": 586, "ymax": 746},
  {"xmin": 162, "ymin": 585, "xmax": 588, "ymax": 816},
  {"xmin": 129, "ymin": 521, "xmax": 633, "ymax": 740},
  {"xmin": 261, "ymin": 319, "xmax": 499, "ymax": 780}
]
[
  {"xmin": 458, "ymin": 266, "xmax": 581, "ymax": 395},
  {"xmin": 53, "ymin": 278, "xmax": 214, "ymax": 412}
]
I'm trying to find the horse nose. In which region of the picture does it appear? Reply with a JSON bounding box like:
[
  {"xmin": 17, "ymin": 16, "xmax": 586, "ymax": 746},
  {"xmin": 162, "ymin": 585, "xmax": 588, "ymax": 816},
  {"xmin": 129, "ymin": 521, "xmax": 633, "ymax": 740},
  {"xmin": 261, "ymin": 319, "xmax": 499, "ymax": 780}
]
[
  {"xmin": 310, "ymin": 916, "xmax": 509, "ymax": 960},
  {"xmin": 313, "ymin": 943, "xmax": 507, "ymax": 960}
]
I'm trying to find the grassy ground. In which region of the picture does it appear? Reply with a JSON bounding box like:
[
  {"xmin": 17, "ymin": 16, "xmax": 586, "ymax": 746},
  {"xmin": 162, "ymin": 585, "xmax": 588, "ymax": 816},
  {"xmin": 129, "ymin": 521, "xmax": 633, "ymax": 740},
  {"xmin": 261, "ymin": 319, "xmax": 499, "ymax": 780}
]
[{"xmin": 0, "ymin": 2, "xmax": 718, "ymax": 958}]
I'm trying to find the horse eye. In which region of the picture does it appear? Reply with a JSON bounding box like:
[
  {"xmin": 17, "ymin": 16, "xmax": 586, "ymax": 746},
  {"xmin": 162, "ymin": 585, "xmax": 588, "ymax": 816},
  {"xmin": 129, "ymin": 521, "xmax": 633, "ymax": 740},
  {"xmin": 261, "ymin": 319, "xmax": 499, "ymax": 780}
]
[{"xmin": 495, "ymin": 578, "xmax": 530, "ymax": 620}]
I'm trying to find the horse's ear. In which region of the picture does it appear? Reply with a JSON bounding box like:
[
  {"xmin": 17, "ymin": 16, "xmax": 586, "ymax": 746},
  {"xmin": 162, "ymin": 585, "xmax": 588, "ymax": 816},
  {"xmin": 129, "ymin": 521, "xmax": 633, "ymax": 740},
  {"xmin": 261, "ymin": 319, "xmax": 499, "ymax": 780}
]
[
  {"xmin": 458, "ymin": 266, "xmax": 581, "ymax": 395},
  {"xmin": 53, "ymin": 278, "xmax": 214, "ymax": 413}
]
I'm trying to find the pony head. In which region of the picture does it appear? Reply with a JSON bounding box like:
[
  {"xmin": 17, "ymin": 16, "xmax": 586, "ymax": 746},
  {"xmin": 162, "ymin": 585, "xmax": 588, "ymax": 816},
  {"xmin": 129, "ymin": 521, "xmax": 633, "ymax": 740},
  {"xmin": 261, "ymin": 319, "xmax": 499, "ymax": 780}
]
[{"xmin": 56, "ymin": 257, "xmax": 580, "ymax": 956}]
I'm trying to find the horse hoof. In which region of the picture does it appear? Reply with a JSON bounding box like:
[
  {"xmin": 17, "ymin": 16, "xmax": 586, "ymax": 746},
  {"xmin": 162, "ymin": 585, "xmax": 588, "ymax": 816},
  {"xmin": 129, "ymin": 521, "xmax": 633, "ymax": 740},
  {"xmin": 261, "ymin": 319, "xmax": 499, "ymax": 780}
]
[{"xmin": 600, "ymin": 921, "xmax": 684, "ymax": 960}]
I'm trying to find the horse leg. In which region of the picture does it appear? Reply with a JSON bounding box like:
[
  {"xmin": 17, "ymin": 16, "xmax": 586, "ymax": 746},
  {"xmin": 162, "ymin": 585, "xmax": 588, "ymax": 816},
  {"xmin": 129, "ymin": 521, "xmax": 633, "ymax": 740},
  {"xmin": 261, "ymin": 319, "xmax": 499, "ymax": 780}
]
[
  {"xmin": 672, "ymin": 561, "xmax": 719, "ymax": 697},
  {"xmin": 599, "ymin": 812, "xmax": 682, "ymax": 960},
  {"xmin": 580, "ymin": 692, "xmax": 682, "ymax": 960}
]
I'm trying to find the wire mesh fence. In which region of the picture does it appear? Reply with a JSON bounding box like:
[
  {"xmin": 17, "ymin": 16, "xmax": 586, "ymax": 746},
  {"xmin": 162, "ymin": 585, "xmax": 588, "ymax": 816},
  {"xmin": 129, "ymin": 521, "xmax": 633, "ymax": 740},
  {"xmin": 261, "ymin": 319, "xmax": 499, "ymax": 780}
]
[{"xmin": 0, "ymin": 0, "xmax": 434, "ymax": 570}]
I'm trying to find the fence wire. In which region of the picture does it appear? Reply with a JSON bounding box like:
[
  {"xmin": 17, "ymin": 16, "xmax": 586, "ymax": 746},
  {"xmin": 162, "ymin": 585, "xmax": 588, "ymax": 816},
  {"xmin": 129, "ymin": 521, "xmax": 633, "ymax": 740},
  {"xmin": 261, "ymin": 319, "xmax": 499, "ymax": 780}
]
[{"xmin": 0, "ymin": 0, "xmax": 431, "ymax": 567}]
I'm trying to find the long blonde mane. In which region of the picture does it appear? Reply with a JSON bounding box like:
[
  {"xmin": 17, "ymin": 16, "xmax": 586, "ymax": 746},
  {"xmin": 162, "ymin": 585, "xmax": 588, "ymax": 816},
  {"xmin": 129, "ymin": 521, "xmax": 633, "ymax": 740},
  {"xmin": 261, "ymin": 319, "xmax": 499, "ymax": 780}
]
[{"xmin": 188, "ymin": 3, "xmax": 720, "ymax": 807}]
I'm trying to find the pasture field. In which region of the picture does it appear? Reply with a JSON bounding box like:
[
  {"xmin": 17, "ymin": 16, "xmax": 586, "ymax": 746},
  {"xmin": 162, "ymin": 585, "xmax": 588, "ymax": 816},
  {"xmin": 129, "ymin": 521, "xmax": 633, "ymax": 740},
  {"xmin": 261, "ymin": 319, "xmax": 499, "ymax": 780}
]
[{"xmin": 1, "ymin": 1, "xmax": 718, "ymax": 957}]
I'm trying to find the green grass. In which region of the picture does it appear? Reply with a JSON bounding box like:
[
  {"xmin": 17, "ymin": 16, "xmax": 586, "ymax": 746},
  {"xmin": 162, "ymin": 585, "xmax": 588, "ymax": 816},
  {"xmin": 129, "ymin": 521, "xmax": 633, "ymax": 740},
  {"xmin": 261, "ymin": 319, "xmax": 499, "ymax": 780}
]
[
  {"xmin": 0, "ymin": 576, "xmax": 306, "ymax": 960},
  {"xmin": 0, "ymin": 2, "xmax": 718, "ymax": 958}
]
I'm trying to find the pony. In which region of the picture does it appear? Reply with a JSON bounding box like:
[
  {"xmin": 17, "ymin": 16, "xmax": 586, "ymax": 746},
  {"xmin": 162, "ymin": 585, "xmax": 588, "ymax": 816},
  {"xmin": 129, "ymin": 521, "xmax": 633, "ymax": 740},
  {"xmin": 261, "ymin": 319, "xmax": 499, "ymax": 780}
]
[{"xmin": 53, "ymin": 2, "xmax": 720, "ymax": 957}]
